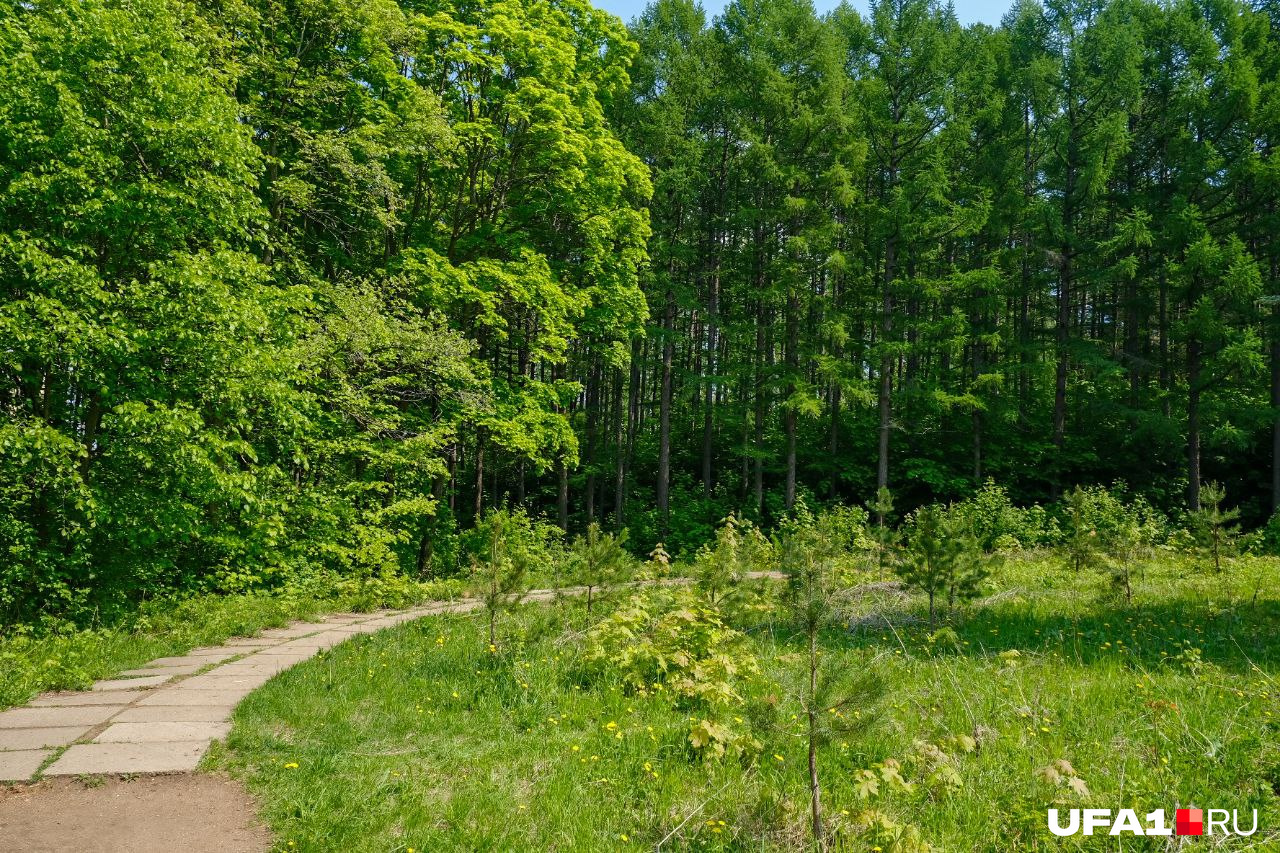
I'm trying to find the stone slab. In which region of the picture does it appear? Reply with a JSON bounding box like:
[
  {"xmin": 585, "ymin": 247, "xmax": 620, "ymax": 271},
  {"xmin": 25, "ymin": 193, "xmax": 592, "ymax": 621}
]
[
  {"xmin": 145, "ymin": 653, "xmax": 236, "ymax": 667},
  {"xmin": 177, "ymin": 675, "xmax": 272, "ymax": 691},
  {"xmin": 204, "ymin": 663, "xmax": 286, "ymax": 677},
  {"xmin": 92, "ymin": 675, "xmax": 171, "ymax": 691},
  {"xmin": 0, "ymin": 727, "xmax": 88, "ymax": 751},
  {"xmin": 44, "ymin": 741, "xmax": 210, "ymax": 776},
  {"xmin": 111, "ymin": 706, "xmax": 231, "ymax": 723},
  {"xmin": 120, "ymin": 663, "xmax": 205, "ymax": 677},
  {"xmin": 31, "ymin": 690, "xmax": 150, "ymax": 707},
  {"xmin": 246, "ymin": 652, "xmax": 313, "ymax": 663},
  {"xmin": 271, "ymin": 640, "xmax": 342, "ymax": 653},
  {"xmin": 0, "ymin": 749, "xmax": 49, "ymax": 781},
  {"xmin": 135, "ymin": 688, "xmax": 252, "ymax": 707},
  {"xmin": 220, "ymin": 639, "xmax": 275, "ymax": 648},
  {"xmin": 94, "ymin": 722, "xmax": 230, "ymax": 743},
  {"xmin": 0, "ymin": 705, "xmax": 122, "ymax": 729},
  {"xmin": 257, "ymin": 625, "xmax": 323, "ymax": 639}
]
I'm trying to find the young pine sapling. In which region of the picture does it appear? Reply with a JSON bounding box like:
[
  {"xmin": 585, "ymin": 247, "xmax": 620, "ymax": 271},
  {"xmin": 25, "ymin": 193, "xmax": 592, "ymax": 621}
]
[
  {"xmin": 1192, "ymin": 482, "xmax": 1240, "ymax": 573},
  {"xmin": 695, "ymin": 513, "xmax": 771, "ymax": 604},
  {"xmin": 471, "ymin": 510, "xmax": 532, "ymax": 649},
  {"xmin": 896, "ymin": 506, "xmax": 969, "ymax": 630},
  {"xmin": 1104, "ymin": 515, "xmax": 1149, "ymax": 604},
  {"xmin": 776, "ymin": 520, "xmax": 883, "ymax": 852},
  {"xmin": 1063, "ymin": 486, "xmax": 1102, "ymax": 573},
  {"xmin": 946, "ymin": 521, "xmax": 997, "ymax": 620},
  {"xmin": 569, "ymin": 523, "xmax": 632, "ymax": 617},
  {"xmin": 867, "ymin": 487, "xmax": 900, "ymax": 579}
]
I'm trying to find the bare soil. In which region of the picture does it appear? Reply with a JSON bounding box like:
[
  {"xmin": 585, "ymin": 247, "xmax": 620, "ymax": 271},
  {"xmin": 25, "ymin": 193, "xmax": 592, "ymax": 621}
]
[{"xmin": 0, "ymin": 774, "xmax": 270, "ymax": 853}]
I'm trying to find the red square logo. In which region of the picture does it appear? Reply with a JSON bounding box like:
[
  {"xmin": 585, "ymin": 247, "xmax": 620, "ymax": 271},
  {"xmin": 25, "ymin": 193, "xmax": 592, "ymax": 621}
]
[{"xmin": 1176, "ymin": 808, "xmax": 1203, "ymax": 836}]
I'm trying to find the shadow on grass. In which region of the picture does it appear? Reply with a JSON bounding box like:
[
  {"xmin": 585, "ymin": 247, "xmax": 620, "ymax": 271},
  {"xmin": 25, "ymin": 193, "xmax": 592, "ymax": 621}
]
[{"xmin": 759, "ymin": 596, "xmax": 1280, "ymax": 676}]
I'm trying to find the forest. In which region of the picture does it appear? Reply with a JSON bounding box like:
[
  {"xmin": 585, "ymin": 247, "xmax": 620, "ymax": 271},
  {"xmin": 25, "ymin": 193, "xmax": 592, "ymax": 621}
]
[{"xmin": 3, "ymin": 0, "xmax": 1280, "ymax": 627}]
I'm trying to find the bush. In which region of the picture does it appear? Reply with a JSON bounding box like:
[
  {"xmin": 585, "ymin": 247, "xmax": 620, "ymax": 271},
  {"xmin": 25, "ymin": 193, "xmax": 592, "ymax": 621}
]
[
  {"xmin": 580, "ymin": 587, "xmax": 759, "ymax": 707},
  {"xmin": 953, "ymin": 480, "xmax": 1055, "ymax": 550}
]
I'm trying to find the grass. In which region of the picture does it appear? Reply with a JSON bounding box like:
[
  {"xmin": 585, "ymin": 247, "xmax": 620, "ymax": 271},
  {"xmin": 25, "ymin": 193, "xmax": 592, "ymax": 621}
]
[
  {"xmin": 0, "ymin": 576, "xmax": 465, "ymax": 710},
  {"xmin": 211, "ymin": 552, "xmax": 1280, "ymax": 851}
]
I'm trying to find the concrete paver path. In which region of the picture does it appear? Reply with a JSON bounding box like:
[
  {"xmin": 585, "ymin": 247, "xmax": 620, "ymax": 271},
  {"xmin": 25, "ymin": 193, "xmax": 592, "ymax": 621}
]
[
  {"xmin": 0, "ymin": 576, "xmax": 783, "ymax": 784},
  {"xmin": 0, "ymin": 599, "xmax": 484, "ymax": 782}
]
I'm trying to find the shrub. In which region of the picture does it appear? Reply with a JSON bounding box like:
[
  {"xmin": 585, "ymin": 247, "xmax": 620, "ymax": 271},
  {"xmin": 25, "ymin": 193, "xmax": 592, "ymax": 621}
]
[
  {"xmin": 954, "ymin": 480, "xmax": 1052, "ymax": 550},
  {"xmin": 692, "ymin": 513, "xmax": 773, "ymax": 604},
  {"xmin": 581, "ymin": 587, "xmax": 758, "ymax": 707},
  {"xmin": 567, "ymin": 523, "xmax": 634, "ymax": 616}
]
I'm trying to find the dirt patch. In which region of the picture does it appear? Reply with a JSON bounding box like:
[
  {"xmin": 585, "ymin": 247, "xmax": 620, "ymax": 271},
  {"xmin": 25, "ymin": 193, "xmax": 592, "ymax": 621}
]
[{"xmin": 0, "ymin": 773, "xmax": 270, "ymax": 853}]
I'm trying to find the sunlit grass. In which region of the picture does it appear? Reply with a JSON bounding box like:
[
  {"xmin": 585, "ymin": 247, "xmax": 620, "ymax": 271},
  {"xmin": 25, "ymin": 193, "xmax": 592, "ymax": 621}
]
[{"xmin": 213, "ymin": 554, "xmax": 1280, "ymax": 851}]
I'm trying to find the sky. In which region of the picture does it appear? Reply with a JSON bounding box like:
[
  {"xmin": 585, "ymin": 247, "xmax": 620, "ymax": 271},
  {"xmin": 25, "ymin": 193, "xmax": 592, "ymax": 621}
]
[{"xmin": 593, "ymin": 0, "xmax": 1012, "ymax": 27}]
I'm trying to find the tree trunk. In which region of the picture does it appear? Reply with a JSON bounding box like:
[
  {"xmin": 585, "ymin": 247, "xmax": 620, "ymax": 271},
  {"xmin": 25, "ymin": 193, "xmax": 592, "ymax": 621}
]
[
  {"xmin": 1272, "ymin": 305, "xmax": 1280, "ymax": 514},
  {"xmin": 703, "ymin": 266, "xmax": 719, "ymax": 498},
  {"xmin": 585, "ymin": 361, "xmax": 598, "ymax": 525},
  {"xmin": 557, "ymin": 457, "xmax": 569, "ymax": 532},
  {"xmin": 473, "ymin": 430, "xmax": 485, "ymax": 522},
  {"xmin": 807, "ymin": 627, "xmax": 824, "ymax": 851},
  {"xmin": 1188, "ymin": 335, "xmax": 1202, "ymax": 511},
  {"xmin": 657, "ymin": 289, "xmax": 675, "ymax": 536},
  {"xmin": 785, "ymin": 288, "xmax": 799, "ymax": 512},
  {"xmin": 876, "ymin": 234, "xmax": 896, "ymax": 520},
  {"xmin": 753, "ymin": 301, "xmax": 766, "ymax": 516},
  {"xmin": 616, "ymin": 342, "xmax": 641, "ymax": 532}
]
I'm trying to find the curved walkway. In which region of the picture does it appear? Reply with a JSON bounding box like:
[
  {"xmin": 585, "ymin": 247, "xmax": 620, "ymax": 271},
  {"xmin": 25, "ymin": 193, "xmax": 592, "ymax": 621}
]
[
  {"xmin": 0, "ymin": 575, "xmax": 783, "ymax": 785},
  {"xmin": 0, "ymin": 598, "xmax": 486, "ymax": 783}
]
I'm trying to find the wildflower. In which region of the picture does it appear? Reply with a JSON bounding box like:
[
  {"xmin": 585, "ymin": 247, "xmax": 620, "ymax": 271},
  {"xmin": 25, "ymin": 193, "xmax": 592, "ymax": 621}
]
[
  {"xmin": 773, "ymin": 754, "xmax": 785, "ymax": 762},
  {"xmin": 284, "ymin": 762, "xmax": 299, "ymax": 769}
]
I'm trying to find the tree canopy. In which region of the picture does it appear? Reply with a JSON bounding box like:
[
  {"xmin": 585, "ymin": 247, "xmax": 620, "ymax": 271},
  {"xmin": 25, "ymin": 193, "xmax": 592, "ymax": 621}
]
[{"xmin": 2, "ymin": 0, "xmax": 1279, "ymax": 623}]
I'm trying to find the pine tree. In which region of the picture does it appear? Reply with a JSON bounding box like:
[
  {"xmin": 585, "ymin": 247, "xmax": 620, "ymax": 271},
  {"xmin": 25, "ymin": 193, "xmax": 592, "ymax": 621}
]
[
  {"xmin": 775, "ymin": 516, "xmax": 883, "ymax": 851},
  {"xmin": 569, "ymin": 523, "xmax": 633, "ymax": 617},
  {"xmin": 1192, "ymin": 482, "xmax": 1241, "ymax": 573},
  {"xmin": 897, "ymin": 506, "xmax": 965, "ymax": 629}
]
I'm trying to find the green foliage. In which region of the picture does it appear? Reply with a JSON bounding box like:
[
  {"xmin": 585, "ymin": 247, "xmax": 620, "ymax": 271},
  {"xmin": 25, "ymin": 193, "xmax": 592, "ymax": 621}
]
[
  {"xmin": 468, "ymin": 509, "xmax": 549, "ymax": 645},
  {"xmin": 582, "ymin": 587, "xmax": 756, "ymax": 705},
  {"xmin": 567, "ymin": 522, "xmax": 633, "ymax": 616},
  {"xmin": 897, "ymin": 506, "xmax": 991, "ymax": 629},
  {"xmin": 692, "ymin": 513, "xmax": 773, "ymax": 604},
  {"xmin": 1059, "ymin": 484, "xmax": 1165, "ymax": 573},
  {"xmin": 1191, "ymin": 482, "xmax": 1242, "ymax": 573},
  {"xmin": 954, "ymin": 480, "xmax": 1056, "ymax": 550},
  {"xmin": 4, "ymin": 0, "xmax": 1280, "ymax": 652},
  {"xmin": 0, "ymin": 0, "xmax": 648, "ymax": 629}
]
